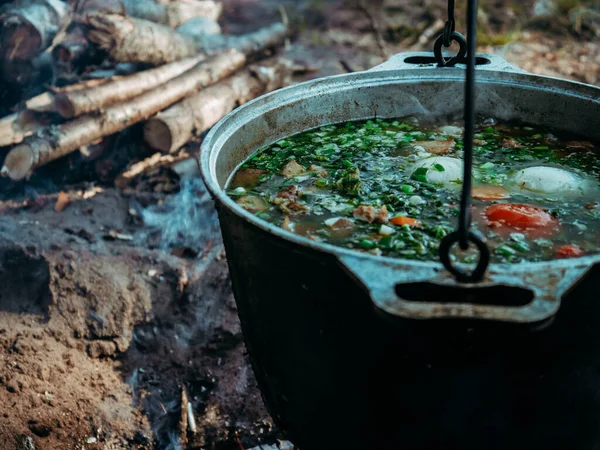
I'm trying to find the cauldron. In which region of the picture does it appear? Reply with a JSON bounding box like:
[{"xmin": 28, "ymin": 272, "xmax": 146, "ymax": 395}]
[{"xmin": 199, "ymin": 53, "xmax": 600, "ymax": 450}]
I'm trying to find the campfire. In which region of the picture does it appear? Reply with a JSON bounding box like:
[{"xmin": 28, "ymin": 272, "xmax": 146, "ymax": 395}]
[{"xmin": 0, "ymin": 0, "xmax": 297, "ymax": 449}]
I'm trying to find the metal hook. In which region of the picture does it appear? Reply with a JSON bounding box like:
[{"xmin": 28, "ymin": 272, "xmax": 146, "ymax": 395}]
[{"xmin": 434, "ymin": 31, "xmax": 467, "ymax": 67}]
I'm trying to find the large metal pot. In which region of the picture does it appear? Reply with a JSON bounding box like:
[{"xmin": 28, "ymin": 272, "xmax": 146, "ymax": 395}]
[{"xmin": 200, "ymin": 53, "xmax": 600, "ymax": 450}]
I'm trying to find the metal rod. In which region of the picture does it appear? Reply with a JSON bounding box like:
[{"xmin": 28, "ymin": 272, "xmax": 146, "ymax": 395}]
[{"xmin": 458, "ymin": 0, "xmax": 478, "ymax": 250}]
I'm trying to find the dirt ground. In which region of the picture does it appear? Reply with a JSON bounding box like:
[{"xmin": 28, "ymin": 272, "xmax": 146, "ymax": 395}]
[{"xmin": 0, "ymin": 1, "xmax": 599, "ymax": 449}]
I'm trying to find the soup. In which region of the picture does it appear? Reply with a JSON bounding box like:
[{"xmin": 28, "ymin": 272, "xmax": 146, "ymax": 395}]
[{"xmin": 226, "ymin": 117, "xmax": 600, "ymax": 263}]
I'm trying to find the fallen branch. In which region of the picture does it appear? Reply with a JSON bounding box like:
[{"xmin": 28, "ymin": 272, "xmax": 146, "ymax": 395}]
[
  {"xmin": 87, "ymin": 13, "xmax": 286, "ymax": 65},
  {"xmin": 1, "ymin": 50, "xmax": 246, "ymax": 181},
  {"xmin": 54, "ymin": 54, "xmax": 206, "ymax": 118},
  {"xmin": 144, "ymin": 57, "xmax": 291, "ymax": 152},
  {"xmin": 0, "ymin": 0, "xmax": 70, "ymax": 60}
]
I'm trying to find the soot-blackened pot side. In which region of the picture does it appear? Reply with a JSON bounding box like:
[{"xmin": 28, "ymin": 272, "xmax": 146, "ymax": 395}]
[
  {"xmin": 219, "ymin": 204, "xmax": 600, "ymax": 450},
  {"xmin": 202, "ymin": 53, "xmax": 600, "ymax": 450}
]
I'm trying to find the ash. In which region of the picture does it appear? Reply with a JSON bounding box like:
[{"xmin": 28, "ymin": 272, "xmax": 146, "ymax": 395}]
[{"xmin": 139, "ymin": 178, "xmax": 223, "ymax": 259}]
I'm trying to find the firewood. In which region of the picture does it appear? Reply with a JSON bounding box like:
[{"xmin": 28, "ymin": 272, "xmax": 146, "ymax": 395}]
[
  {"xmin": 0, "ymin": 0, "xmax": 70, "ymax": 61},
  {"xmin": 77, "ymin": 0, "xmax": 222, "ymax": 28},
  {"xmin": 54, "ymin": 54, "xmax": 206, "ymax": 118},
  {"xmin": 0, "ymin": 79, "xmax": 117, "ymax": 147},
  {"xmin": 51, "ymin": 26, "xmax": 90, "ymax": 66},
  {"xmin": 1, "ymin": 50, "xmax": 246, "ymax": 181},
  {"xmin": 122, "ymin": 0, "xmax": 222, "ymax": 27},
  {"xmin": 144, "ymin": 57, "xmax": 291, "ymax": 153},
  {"xmin": 0, "ymin": 52, "xmax": 53, "ymax": 86},
  {"xmin": 176, "ymin": 16, "xmax": 221, "ymax": 37},
  {"xmin": 0, "ymin": 109, "xmax": 52, "ymax": 148},
  {"xmin": 86, "ymin": 12, "xmax": 287, "ymax": 65}
]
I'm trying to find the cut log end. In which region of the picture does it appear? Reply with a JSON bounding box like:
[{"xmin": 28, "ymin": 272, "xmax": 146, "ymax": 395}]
[
  {"xmin": 1, "ymin": 21, "xmax": 42, "ymax": 61},
  {"xmin": 54, "ymin": 93, "xmax": 76, "ymax": 119},
  {"xmin": 53, "ymin": 41, "xmax": 86, "ymax": 62},
  {"xmin": 2, "ymin": 144, "xmax": 35, "ymax": 181},
  {"xmin": 144, "ymin": 119, "xmax": 174, "ymax": 153}
]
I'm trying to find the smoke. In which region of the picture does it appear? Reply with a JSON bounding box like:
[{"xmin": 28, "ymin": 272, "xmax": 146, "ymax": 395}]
[
  {"xmin": 163, "ymin": 433, "xmax": 183, "ymax": 450},
  {"xmin": 137, "ymin": 177, "xmax": 223, "ymax": 258}
]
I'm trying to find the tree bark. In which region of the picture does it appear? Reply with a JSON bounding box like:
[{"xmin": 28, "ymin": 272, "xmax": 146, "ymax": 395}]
[
  {"xmin": 1, "ymin": 50, "xmax": 247, "ymax": 181},
  {"xmin": 0, "ymin": 109, "xmax": 53, "ymax": 148},
  {"xmin": 51, "ymin": 26, "xmax": 91, "ymax": 65},
  {"xmin": 0, "ymin": 0, "xmax": 70, "ymax": 60},
  {"xmin": 54, "ymin": 54, "xmax": 206, "ymax": 118},
  {"xmin": 144, "ymin": 57, "xmax": 291, "ymax": 153},
  {"xmin": 86, "ymin": 12, "xmax": 286, "ymax": 65},
  {"xmin": 77, "ymin": 0, "xmax": 222, "ymax": 27},
  {"xmin": 0, "ymin": 52, "xmax": 53, "ymax": 86}
]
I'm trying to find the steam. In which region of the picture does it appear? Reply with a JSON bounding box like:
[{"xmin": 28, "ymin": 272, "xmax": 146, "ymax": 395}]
[{"xmin": 475, "ymin": 87, "xmax": 515, "ymax": 122}]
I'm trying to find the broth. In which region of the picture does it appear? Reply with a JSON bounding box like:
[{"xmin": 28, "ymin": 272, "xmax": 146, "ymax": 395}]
[{"xmin": 226, "ymin": 117, "xmax": 600, "ymax": 264}]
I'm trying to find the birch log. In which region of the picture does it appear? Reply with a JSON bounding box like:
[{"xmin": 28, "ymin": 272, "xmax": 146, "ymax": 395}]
[
  {"xmin": 0, "ymin": 0, "xmax": 70, "ymax": 60},
  {"xmin": 144, "ymin": 57, "xmax": 291, "ymax": 152},
  {"xmin": 77, "ymin": 0, "xmax": 222, "ymax": 27},
  {"xmin": 54, "ymin": 54, "xmax": 206, "ymax": 118},
  {"xmin": 1, "ymin": 50, "xmax": 246, "ymax": 181},
  {"xmin": 0, "ymin": 110, "xmax": 52, "ymax": 148},
  {"xmin": 52, "ymin": 26, "xmax": 90, "ymax": 65},
  {"xmin": 86, "ymin": 13, "xmax": 286, "ymax": 65}
]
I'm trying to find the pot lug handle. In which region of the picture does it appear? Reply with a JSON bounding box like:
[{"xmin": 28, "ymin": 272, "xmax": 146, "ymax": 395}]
[
  {"xmin": 338, "ymin": 254, "xmax": 590, "ymax": 324},
  {"xmin": 370, "ymin": 51, "xmax": 527, "ymax": 74}
]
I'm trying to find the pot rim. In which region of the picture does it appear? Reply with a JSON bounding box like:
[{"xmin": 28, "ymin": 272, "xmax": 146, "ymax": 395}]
[{"xmin": 200, "ymin": 64, "xmax": 600, "ymax": 275}]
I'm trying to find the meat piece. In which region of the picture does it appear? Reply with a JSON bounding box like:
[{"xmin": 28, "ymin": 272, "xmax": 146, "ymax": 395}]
[
  {"xmin": 281, "ymin": 159, "xmax": 306, "ymax": 178},
  {"xmin": 353, "ymin": 205, "xmax": 388, "ymax": 224},
  {"xmin": 417, "ymin": 140, "xmax": 455, "ymax": 155},
  {"xmin": 325, "ymin": 217, "xmax": 354, "ymax": 229},
  {"xmin": 309, "ymin": 164, "xmax": 328, "ymax": 178},
  {"xmin": 375, "ymin": 205, "xmax": 389, "ymax": 223},
  {"xmin": 273, "ymin": 186, "xmax": 307, "ymax": 215},
  {"xmin": 278, "ymin": 201, "xmax": 308, "ymax": 215},
  {"xmin": 236, "ymin": 195, "xmax": 268, "ymax": 213},
  {"xmin": 275, "ymin": 185, "xmax": 301, "ymax": 201},
  {"xmin": 353, "ymin": 205, "xmax": 376, "ymax": 223},
  {"xmin": 230, "ymin": 168, "xmax": 266, "ymax": 188},
  {"xmin": 502, "ymin": 138, "xmax": 522, "ymax": 149}
]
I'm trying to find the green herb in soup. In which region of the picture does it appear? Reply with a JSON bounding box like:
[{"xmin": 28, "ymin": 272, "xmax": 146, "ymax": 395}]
[{"xmin": 227, "ymin": 117, "xmax": 600, "ymax": 263}]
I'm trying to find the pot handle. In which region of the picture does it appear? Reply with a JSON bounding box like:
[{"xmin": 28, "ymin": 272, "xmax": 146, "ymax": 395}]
[
  {"xmin": 338, "ymin": 254, "xmax": 591, "ymax": 324},
  {"xmin": 370, "ymin": 51, "xmax": 528, "ymax": 74}
]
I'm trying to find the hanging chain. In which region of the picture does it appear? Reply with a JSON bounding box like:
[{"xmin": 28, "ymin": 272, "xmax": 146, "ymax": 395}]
[
  {"xmin": 434, "ymin": 0, "xmax": 467, "ymax": 67},
  {"xmin": 438, "ymin": 0, "xmax": 490, "ymax": 283}
]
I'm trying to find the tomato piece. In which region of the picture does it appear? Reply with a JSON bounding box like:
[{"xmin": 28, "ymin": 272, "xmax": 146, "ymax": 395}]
[
  {"xmin": 390, "ymin": 216, "xmax": 420, "ymax": 227},
  {"xmin": 473, "ymin": 185, "xmax": 510, "ymax": 201},
  {"xmin": 485, "ymin": 204, "xmax": 557, "ymax": 230},
  {"xmin": 556, "ymin": 245, "xmax": 585, "ymax": 259}
]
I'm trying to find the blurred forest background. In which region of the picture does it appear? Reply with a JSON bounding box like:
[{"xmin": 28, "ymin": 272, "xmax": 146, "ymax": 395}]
[{"xmin": 235, "ymin": 0, "xmax": 600, "ymax": 84}]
